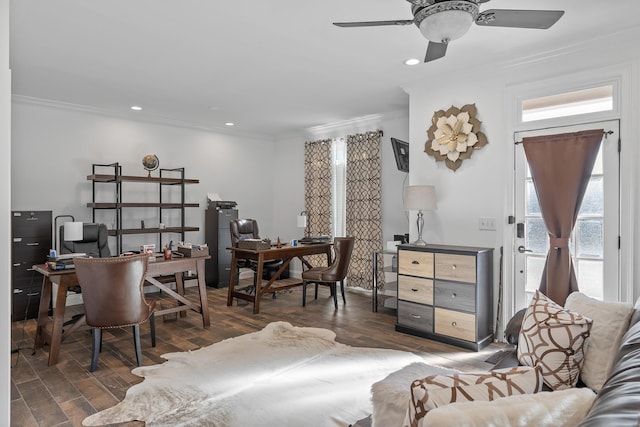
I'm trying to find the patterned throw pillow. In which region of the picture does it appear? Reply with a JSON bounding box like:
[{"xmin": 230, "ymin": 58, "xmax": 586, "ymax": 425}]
[
  {"xmin": 405, "ymin": 366, "xmax": 543, "ymax": 427},
  {"xmin": 517, "ymin": 290, "xmax": 592, "ymax": 390}
]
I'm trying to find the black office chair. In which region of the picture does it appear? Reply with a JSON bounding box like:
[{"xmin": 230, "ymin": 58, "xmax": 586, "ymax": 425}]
[
  {"xmin": 229, "ymin": 219, "xmax": 287, "ymax": 295},
  {"xmin": 60, "ymin": 223, "xmax": 111, "ymax": 258}
]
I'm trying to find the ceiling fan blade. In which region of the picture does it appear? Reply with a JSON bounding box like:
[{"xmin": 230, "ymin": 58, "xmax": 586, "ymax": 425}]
[
  {"xmin": 333, "ymin": 19, "xmax": 414, "ymax": 28},
  {"xmin": 476, "ymin": 9, "xmax": 564, "ymax": 29},
  {"xmin": 424, "ymin": 42, "xmax": 447, "ymax": 63}
]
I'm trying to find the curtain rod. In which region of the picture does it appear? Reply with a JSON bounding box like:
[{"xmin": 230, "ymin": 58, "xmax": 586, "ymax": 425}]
[{"xmin": 514, "ymin": 129, "xmax": 613, "ymax": 145}]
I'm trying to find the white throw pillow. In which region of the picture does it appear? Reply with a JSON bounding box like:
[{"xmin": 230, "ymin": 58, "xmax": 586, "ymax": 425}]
[
  {"xmin": 565, "ymin": 291, "xmax": 633, "ymax": 392},
  {"xmin": 517, "ymin": 290, "xmax": 592, "ymax": 390},
  {"xmin": 417, "ymin": 388, "xmax": 596, "ymax": 427}
]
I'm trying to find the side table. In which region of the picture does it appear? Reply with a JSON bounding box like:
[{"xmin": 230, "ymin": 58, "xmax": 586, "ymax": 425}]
[{"xmin": 372, "ymin": 249, "xmax": 398, "ymax": 312}]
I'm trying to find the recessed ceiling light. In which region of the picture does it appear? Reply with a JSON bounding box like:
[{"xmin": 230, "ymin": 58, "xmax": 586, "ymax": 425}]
[
  {"xmin": 130, "ymin": 105, "xmax": 143, "ymax": 111},
  {"xmin": 224, "ymin": 122, "xmax": 235, "ymax": 127},
  {"xmin": 404, "ymin": 58, "xmax": 420, "ymax": 66}
]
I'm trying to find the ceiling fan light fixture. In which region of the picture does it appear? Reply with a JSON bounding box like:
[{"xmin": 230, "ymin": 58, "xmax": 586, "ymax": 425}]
[{"xmin": 415, "ymin": 1, "xmax": 479, "ymax": 43}]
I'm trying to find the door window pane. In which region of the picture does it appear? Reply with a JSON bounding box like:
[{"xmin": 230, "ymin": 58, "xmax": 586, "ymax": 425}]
[
  {"xmin": 576, "ymin": 260, "xmax": 604, "ymax": 300},
  {"xmin": 525, "ymin": 181, "xmax": 541, "ymax": 215},
  {"xmin": 575, "ymin": 219, "xmax": 604, "ymax": 258},
  {"xmin": 525, "ymin": 256, "xmax": 546, "ymax": 294},
  {"xmin": 526, "ymin": 218, "xmax": 548, "ymax": 255},
  {"xmin": 580, "ymin": 178, "xmax": 604, "ymax": 216}
]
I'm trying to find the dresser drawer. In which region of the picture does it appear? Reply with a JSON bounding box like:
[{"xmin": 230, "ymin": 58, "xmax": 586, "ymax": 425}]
[
  {"xmin": 434, "ymin": 281, "xmax": 476, "ymax": 313},
  {"xmin": 398, "ymin": 276, "xmax": 433, "ymax": 305},
  {"xmin": 398, "ymin": 300, "xmax": 433, "ymax": 333},
  {"xmin": 435, "ymin": 253, "xmax": 476, "ymax": 283},
  {"xmin": 12, "ymin": 211, "xmax": 52, "ymax": 238},
  {"xmin": 398, "ymin": 250, "xmax": 434, "ymax": 277},
  {"xmin": 435, "ymin": 308, "xmax": 476, "ymax": 342}
]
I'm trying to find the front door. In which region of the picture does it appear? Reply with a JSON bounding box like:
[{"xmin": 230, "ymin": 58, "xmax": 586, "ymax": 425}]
[{"xmin": 513, "ymin": 120, "xmax": 620, "ymax": 309}]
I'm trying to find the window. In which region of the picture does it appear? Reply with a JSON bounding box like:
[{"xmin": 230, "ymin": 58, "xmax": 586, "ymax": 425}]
[
  {"xmin": 331, "ymin": 138, "xmax": 346, "ymax": 239},
  {"xmin": 522, "ymin": 85, "xmax": 613, "ymax": 122}
]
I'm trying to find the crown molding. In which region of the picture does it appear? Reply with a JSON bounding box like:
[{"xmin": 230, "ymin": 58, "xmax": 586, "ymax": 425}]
[
  {"xmin": 402, "ymin": 25, "xmax": 640, "ymax": 94},
  {"xmin": 277, "ymin": 108, "xmax": 409, "ymax": 141},
  {"xmin": 11, "ymin": 95, "xmax": 274, "ymax": 141}
]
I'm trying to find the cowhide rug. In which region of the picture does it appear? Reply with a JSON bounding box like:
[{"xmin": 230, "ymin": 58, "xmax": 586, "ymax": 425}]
[{"xmin": 82, "ymin": 321, "xmax": 423, "ymax": 427}]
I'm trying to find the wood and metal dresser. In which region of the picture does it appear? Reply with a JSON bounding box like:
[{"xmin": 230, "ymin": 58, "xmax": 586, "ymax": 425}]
[{"xmin": 395, "ymin": 243, "xmax": 494, "ymax": 351}]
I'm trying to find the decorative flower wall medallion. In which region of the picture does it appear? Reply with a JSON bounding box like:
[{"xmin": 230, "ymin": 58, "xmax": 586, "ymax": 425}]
[{"xmin": 424, "ymin": 104, "xmax": 488, "ymax": 171}]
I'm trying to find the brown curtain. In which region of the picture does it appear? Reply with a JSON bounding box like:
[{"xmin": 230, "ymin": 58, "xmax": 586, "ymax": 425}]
[
  {"xmin": 304, "ymin": 138, "xmax": 333, "ymax": 267},
  {"xmin": 522, "ymin": 129, "xmax": 604, "ymax": 305},
  {"xmin": 345, "ymin": 130, "xmax": 382, "ymax": 289}
]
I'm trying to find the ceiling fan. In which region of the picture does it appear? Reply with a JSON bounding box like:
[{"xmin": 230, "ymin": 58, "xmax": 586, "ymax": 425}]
[{"xmin": 333, "ymin": 0, "xmax": 564, "ymax": 63}]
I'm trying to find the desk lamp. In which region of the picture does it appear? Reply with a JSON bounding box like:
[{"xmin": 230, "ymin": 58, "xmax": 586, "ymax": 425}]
[
  {"xmin": 53, "ymin": 215, "xmax": 84, "ymax": 255},
  {"xmin": 297, "ymin": 211, "xmax": 310, "ymax": 239},
  {"xmin": 403, "ymin": 185, "xmax": 437, "ymax": 246}
]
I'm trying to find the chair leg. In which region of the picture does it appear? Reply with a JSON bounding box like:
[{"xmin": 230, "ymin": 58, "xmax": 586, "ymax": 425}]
[
  {"xmin": 314, "ymin": 283, "xmax": 319, "ymax": 300},
  {"xmin": 332, "ymin": 283, "xmax": 338, "ymax": 309},
  {"xmin": 90, "ymin": 328, "xmax": 101, "ymax": 372},
  {"xmin": 302, "ymin": 280, "xmax": 307, "ymax": 307},
  {"xmin": 149, "ymin": 313, "xmax": 156, "ymax": 347},
  {"xmin": 340, "ymin": 279, "xmax": 346, "ymax": 304},
  {"xmin": 133, "ymin": 325, "xmax": 143, "ymax": 367}
]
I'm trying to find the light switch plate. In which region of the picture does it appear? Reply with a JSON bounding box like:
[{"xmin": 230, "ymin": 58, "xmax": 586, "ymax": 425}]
[{"xmin": 479, "ymin": 217, "xmax": 497, "ymax": 231}]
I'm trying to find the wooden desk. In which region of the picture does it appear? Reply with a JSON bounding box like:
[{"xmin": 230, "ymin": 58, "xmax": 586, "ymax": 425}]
[
  {"xmin": 227, "ymin": 243, "xmax": 332, "ymax": 314},
  {"xmin": 33, "ymin": 255, "xmax": 211, "ymax": 366}
]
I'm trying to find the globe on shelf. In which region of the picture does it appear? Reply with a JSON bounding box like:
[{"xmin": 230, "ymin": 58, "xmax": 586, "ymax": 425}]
[{"xmin": 142, "ymin": 154, "xmax": 159, "ymax": 177}]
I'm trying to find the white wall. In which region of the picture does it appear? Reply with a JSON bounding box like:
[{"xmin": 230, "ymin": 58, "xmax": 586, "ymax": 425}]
[
  {"xmin": 11, "ymin": 100, "xmax": 277, "ymax": 253},
  {"xmin": 1, "ymin": 0, "xmax": 11, "ymax": 422},
  {"xmin": 403, "ymin": 26, "xmax": 640, "ymax": 334}
]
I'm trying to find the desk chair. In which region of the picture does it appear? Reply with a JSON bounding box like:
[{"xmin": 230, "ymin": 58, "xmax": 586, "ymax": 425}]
[
  {"xmin": 60, "ymin": 223, "xmax": 112, "ymax": 322},
  {"xmin": 302, "ymin": 236, "xmax": 355, "ymax": 309},
  {"xmin": 60, "ymin": 223, "xmax": 111, "ymax": 258},
  {"xmin": 229, "ymin": 219, "xmax": 286, "ymax": 294},
  {"xmin": 74, "ymin": 254, "xmax": 156, "ymax": 372}
]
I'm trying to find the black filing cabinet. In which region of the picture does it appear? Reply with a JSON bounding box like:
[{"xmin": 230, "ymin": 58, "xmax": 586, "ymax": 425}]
[
  {"xmin": 204, "ymin": 201, "xmax": 237, "ymax": 287},
  {"xmin": 11, "ymin": 210, "xmax": 52, "ymax": 321}
]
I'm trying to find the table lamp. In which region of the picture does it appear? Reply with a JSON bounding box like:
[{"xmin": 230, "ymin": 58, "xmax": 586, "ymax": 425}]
[
  {"xmin": 53, "ymin": 214, "xmax": 84, "ymax": 255},
  {"xmin": 403, "ymin": 185, "xmax": 437, "ymax": 246},
  {"xmin": 297, "ymin": 210, "xmax": 309, "ymax": 238}
]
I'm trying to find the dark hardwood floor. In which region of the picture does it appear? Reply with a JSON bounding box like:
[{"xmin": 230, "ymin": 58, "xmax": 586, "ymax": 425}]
[{"xmin": 11, "ymin": 285, "xmax": 508, "ymax": 427}]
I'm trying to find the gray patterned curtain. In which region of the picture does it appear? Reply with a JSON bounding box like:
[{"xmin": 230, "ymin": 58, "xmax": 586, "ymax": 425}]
[
  {"xmin": 345, "ymin": 130, "xmax": 382, "ymax": 289},
  {"xmin": 304, "ymin": 138, "xmax": 332, "ymax": 267}
]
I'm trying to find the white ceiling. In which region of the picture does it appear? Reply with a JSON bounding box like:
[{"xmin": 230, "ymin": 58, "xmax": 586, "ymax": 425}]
[{"xmin": 9, "ymin": 0, "xmax": 640, "ymax": 138}]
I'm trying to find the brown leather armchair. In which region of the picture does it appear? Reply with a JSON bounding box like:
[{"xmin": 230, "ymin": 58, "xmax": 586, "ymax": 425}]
[
  {"xmin": 74, "ymin": 254, "xmax": 156, "ymax": 372},
  {"xmin": 302, "ymin": 236, "xmax": 355, "ymax": 309}
]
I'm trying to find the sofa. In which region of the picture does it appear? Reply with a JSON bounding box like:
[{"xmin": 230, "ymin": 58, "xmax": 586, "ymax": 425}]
[{"xmin": 369, "ymin": 293, "xmax": 640, "ymax": 427}]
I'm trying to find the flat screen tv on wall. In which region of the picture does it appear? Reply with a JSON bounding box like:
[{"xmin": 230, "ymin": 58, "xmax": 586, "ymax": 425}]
[{"xmin": 391, "ymin": 137, "xmax": 409, "ymax": 172}]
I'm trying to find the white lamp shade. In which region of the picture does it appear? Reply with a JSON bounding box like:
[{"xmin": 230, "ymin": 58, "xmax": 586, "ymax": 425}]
[
  {"xmin": 404, "ymin": 185, "xmax": 437, "ymax": 211},
  {"xmin": 297, "ymin": 214, "xmax": 308, "ymax": 228},
  {"xmin": 63, "ymin": 221, "xmax": 84, "ymax": 241}
]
